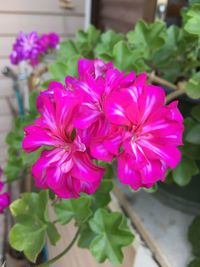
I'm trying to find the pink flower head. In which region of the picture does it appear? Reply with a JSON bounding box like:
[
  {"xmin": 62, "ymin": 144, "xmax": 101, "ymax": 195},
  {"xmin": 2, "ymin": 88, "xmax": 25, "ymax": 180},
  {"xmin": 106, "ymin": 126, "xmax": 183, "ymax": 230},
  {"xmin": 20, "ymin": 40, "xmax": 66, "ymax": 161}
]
[
  {"xmin": 70, "ymin": 59, "xmax": 136, "ymax": 162},
  {"xmin": 0, "ymin": 168, "xmax": 10, "ymax": 213},
  {"xmin": 22, "ymin": 58, "xmax": 184, "ymax": 194},
  {"xmin": 104, "ymin": 73, "xmax": 183, "ymax": 190},
  {"xmin": 22, "ymin": 88, "xmax": 104, "ymax": 198}
]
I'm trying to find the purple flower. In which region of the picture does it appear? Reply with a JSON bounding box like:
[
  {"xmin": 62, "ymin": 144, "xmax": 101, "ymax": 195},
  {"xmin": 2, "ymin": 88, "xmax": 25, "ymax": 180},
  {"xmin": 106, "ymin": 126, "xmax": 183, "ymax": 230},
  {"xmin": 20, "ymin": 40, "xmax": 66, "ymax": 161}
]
[{"xmin": 10, "ymin": 31, "xmax": 60, "ymax": 66}]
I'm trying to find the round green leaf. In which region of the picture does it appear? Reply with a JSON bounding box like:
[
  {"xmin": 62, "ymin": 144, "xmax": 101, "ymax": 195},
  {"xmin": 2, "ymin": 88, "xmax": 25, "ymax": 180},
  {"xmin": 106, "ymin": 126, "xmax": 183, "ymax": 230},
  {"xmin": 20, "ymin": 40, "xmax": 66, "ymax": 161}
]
[
  {"xmin": 172, "ymin": 156, "xmax": 199, "ymax": 186},
  {"xmin": 186, "ymin": 72, "xmax": 200, "ymax": 99},
  {"xmin": 186, "ymin": 123, "xmax": 200, "ymax": 144}
]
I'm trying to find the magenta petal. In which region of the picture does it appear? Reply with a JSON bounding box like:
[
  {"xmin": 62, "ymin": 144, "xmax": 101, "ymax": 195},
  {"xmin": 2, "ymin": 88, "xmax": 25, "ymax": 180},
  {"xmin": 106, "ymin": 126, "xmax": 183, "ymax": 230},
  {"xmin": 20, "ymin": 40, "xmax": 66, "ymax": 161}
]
[
  {"xmin": 90, "ymin": 139, "xmax": 114, "ymax": 162},
  {"xmin": 141, "ymin": 160, "xmax": 164, "ymax": 184},
  {"xmin": 32, "ymin": 148, "xmax": 65, "ymax": 188},
  {"xmin": 139, "ymin": 139, "xmax": 182, "ymax": 168},
  {"xmin": 139, "ymin": 84, "xmax": 166, "ymax": 123},
  {"xmin": 72, "ymin": 152, "xmax": 104, "ymax": 182},
  {"xmin": 166, "ymin": 101, "xmax": 183, "ymax": 123},
  {"xmin": 0, "ymin": 181, "xmax": 4, "ymax": 192},
  {"xmin": 22, "ymin": 125, "xmax": 56, "ymax": 152},
  {"xmin": 74, "ymin": 104, "xmax": 101, "ymax": 129},
  {"xmin": 104, "ymin": 91, "xmax": 132, "ymax": 126},
  {"xmin": 118, "ymin": 153, "xmax": 142, "ymax": 190},
  {"xmin": 0, "ymin": 192, "xmax": 10, "ymax": 213}
]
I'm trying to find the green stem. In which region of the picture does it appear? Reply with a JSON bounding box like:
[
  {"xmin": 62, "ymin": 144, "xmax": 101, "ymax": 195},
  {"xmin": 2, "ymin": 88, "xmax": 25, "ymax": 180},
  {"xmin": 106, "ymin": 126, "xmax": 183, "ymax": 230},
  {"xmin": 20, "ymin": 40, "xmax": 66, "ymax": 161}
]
[{"xmin": 37, "ymin": 228, "xmax": 80, "ymax": 267}]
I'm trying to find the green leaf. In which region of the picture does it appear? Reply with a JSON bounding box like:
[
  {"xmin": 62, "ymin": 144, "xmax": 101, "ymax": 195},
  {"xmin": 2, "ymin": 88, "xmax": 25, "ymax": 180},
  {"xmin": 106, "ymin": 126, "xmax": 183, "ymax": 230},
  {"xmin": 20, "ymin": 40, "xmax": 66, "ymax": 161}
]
[
  {"xmin": 21, "ymin": 149, "xmax": 41, "ymax": 166},
  {"xmin": 188, "ymin": 215, "xmax": 200, "ymax": 257},
  {"xmin": 173, "ymin": 156, "xmax": 199, "ymax": 186},
  {"xmin": 57, "ymin": 40, "xmax": 78, "ymax": 63},
  {"xmin": 184, "ymin": 4, "xmax": 200, "ymax": 36},
  {"xmin": 186, "ymin": 123, "xmax": 200, "ymax": 144},
  {"xmin": 78, "ymin": 223, "xmax": 96, "ymax": 249},
  {"xmin": 95, "ymin": 30, "xmax": 124, "ymax": 58},
  {"xmin": 29, "ymin": 91, "xmax": 38, "ymax": 115},
  {"xmin": 9, "ymin": 191, "xmax": 60, "ymax": 262},
  {"xmin": 9, "ymin": 221, "xmax": 46, "ymax": 263},
  {"xmin": 181, "ymin": 143, "xmax": 200, "ymax": 160},
  {"xmin": 46, "ymin": 223, "xmax": 61, "ymax": 246},
  {"xmin": 89, "ymin": 208, "xmax": 134, "ymax": 264},
  {"xmin": 188, "ymin": 258, "xmax": 200, "ymax": 267},
  {"xmin": 186, "ymin": 72, "xmax": 200, "ymax": 99},
  {"xmin": 55, "ymin": 196, "xmax": 92, "ymax": 225},
  {"xmin": 4, "ymin": 157, "xmax": 23, "ymax": 182},
  {"xmin": 127, "ymin": 20, "xmax": 166, "ymax": 59},
  {"xmin": 113, "ymin": 41, "xmax": 144, "ymax": 72},
  {"xmin": 49, "ymin": 62, "xmax": 67, "ymax": 82},
  {"xmin": 191, "ymin": 105, "xmax": 200, "ymax": 121},
  {"xmin": 66, "ymin": 55, "xmax": 82, "ymax": 77},
  {"xmin": 76, "ymin": 25, "xmax": 101, "ymax": 56},
  {"xmin": 92, "ymin": 179, "xmax": 113, "ymax": 210}
]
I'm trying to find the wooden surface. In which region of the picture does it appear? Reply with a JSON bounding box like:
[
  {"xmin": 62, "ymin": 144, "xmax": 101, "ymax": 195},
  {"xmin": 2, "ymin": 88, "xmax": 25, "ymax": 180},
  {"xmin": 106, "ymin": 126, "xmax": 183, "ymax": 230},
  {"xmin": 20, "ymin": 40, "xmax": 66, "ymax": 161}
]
[
  {"xmin": 0, "ymin": 0, "xmax": 86, "ymax": 166},
  {"xmin": 93, "ymin": 0, "xmax": 157, "ymax": 33}
]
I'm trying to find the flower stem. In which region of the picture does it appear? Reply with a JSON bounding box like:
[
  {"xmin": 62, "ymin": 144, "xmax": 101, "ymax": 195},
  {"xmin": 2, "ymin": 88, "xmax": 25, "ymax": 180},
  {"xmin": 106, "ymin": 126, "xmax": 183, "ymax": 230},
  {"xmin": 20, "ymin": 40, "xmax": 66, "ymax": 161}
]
[
  {"xmin": 37, "ymin": 228, "xmax": 80, "ymax": 267},
  {"xmin": 165, "ymin": 81, "xmax": 186, "ymax": 103},
  {"xmin": 165, "ymin": 88, "xmax": 185, "ymax": 103},
  {"xmin": 147, "ymin": 72, "xmax": 178, "ymax": 90}
]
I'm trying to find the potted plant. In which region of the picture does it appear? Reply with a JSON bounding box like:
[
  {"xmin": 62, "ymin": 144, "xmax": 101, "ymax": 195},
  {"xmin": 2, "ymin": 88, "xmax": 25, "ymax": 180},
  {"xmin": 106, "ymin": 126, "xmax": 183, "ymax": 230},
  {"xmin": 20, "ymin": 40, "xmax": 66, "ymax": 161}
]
[{"xmin": 1, "ymin": 1, "xmax": 200, "ymax": 266}]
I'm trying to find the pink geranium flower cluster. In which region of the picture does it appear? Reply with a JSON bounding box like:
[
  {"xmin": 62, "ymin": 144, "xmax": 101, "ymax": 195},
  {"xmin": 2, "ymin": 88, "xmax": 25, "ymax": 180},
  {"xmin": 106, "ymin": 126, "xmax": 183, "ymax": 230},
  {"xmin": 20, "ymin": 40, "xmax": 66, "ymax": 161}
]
[
  {"xmin": 10, "ymin": 32, "xmax": 59, "ymax": 66},
  {"xmin": 22, "ymin": 59, "xmax": 183, "ymax": 198},
  {"xmin": 0, "ymin": 168, "xmax": 10, "ymax": 213}
]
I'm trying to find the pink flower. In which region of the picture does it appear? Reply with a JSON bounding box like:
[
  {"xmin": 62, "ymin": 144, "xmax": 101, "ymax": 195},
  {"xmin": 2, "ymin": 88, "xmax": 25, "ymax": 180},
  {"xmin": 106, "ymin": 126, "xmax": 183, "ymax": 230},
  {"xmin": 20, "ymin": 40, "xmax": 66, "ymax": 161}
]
[
  {"xmin": 22, "ymin": 88, "xmax": 104, "ymax": 198},
  {"xmin": 104, "ymin": 73, "xmax": 184, "ymax": 189},
  {"xmin": 70, "ymin": 59, "xmax": 136, "ymax": 162},
  {"xmin": 0, "ymin": 168, "xmax": 10, "ymax": 213}
]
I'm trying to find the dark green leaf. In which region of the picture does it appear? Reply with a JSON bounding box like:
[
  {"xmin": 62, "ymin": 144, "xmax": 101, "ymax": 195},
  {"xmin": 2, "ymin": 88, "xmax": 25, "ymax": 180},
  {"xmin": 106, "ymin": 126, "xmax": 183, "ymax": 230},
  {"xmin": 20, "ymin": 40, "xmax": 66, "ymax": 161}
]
[
  {"xmin": 186, "ymin": 123, "xmax": 200, "ymax": 144},
  {"xmin": 46, "ymin": 223, "xmax": 61, "ymax": 246},
  {"xmin": 188, "ymin": 215, "xmax": 200, "ymax": 257},
  {"xmin": 181, "ymin": 143, "xmax": 200, "ymax": 160},
  {"xmin": 173, "ymin": 156, "xmax": 199, "ymax": 186},
  {"xmin": 89, "ymin": 208, "xmax": 134, "ymax": 264},
  {"xmin": 188, "ymin": 258, "xmax": 200, "ymax": 267},
  {"xmin": 191, "ymin": 105, "xmax": 200, "ymax": 121},
  {"xmin": 92, "ymin": 179, "xmax": 114, "ymax": 210},
  {"xmin": 78, "ymin": 223, "xmax": 96, "ymax": 249}
]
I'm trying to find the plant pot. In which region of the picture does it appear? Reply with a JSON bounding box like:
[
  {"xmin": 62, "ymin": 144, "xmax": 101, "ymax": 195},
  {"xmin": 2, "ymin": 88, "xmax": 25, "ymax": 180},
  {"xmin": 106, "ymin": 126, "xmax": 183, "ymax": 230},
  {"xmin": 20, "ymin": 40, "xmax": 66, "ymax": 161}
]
[{"xmin": 155, "ymin": 173, "xmax": 200, "ymax": 215}]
